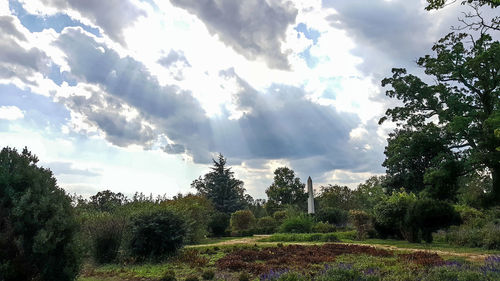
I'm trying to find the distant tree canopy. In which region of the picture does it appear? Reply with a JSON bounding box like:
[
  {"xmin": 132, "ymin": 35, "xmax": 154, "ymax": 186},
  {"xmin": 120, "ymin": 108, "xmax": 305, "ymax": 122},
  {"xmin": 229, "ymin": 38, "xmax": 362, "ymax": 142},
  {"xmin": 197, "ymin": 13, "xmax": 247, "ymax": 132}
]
[
  {"xmin": 265, "ymin": 167, "xmax": 307, "ymax": 213},
  {"xmin": 380, "ymin": 32, "xmax": 500, "ymax": 203},
  {"xmin": 89, "ymin": 190, "xmax": 127, "ymax": 212},
  {"xmin": 191, "ymin": 154, "xmax": 246, "ymax": 214}
]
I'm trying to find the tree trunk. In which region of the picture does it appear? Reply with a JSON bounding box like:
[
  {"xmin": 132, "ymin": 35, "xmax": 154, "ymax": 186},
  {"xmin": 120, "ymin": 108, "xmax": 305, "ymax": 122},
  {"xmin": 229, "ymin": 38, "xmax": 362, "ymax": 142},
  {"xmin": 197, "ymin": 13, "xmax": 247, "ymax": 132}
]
[{"xmin": 491, "ymin": 165, "xmax": 500, "ymax": 205}]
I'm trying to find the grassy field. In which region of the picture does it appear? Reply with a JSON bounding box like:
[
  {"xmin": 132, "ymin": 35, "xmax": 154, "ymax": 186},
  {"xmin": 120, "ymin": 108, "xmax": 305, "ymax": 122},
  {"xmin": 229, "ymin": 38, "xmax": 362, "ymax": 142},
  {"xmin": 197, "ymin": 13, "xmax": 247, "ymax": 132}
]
[{"xmin": 78, "ymin": 234, "xmax": 500, "ymax": 281}]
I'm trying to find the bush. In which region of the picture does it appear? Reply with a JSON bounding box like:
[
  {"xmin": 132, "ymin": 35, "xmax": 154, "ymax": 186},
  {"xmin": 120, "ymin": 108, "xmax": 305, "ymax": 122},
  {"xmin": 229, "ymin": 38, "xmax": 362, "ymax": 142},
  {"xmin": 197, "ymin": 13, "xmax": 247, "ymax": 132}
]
[
  {"xmin": 128, "ymin": 209, "xmax": 186, "ymax": 260},
  {"xmin": 373, "ymin": 191, "xmax": 416, "ymax": 239},
  {"xmin": 279, "ymin": 214, "xmax": 315, "ymax": 233},
  {"xmin": 201, "ymin": 269, "xmax": 215, "ymax": 280},
  {"xmin": 230, "ymin": 210, "xmax": 256, "ymax": 235},
  {"xmin": 87, "ymin": 214, "xmax": 125, "ymax": 264},
  {"xmin": 262, "ymin": 233, "xmax": 339, "ymax": 242},
  {"xmin": 161, "ymin": 270, "xmax": 177, "ymax": 281},
  {"xmin": 312, "ymin": 222, "xmax": 336, "ymax": 233},
  {"xmin": 208, "ymin": 212, "xmax": 230, "ymax": 236},
  {"xmin": 255, "ymin": 216, "xmax": 279, "ymax": 234},
  {"xmin": 404, "ymin": 198, "xmax": 460, "ymax": 243},
  {"xmin": 349, "ymin": 210, "xmax": 372, "ymax": 240},
  {"xmin": 447, "ymin": 223, "xmax": 500, "ymax": 250},
  {"xmin": 238, "ymin": 272, "xmax": 251, "ymax": 281},
  {"xmin": 185, "ymin": 276, "xmax": 199, "ymax": 281},
  {"xmin": 0, "ymin": 147, "xmax": 81, "ymax": 281},
  {"xmin": 316, "ymin": 207, "xmax": 349, "ymax": 226},
  {"xmin": 273, "ymin": 210, "xmax": 288, "ymax": 223}
]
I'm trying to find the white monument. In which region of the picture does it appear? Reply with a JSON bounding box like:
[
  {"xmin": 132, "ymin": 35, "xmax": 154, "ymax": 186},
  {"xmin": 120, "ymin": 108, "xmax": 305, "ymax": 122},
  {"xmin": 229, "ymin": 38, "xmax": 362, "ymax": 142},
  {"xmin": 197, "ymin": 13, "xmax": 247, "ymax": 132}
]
[{"xmin": 307, "ymin": 176, "xmax": 315, "ymax": 214}]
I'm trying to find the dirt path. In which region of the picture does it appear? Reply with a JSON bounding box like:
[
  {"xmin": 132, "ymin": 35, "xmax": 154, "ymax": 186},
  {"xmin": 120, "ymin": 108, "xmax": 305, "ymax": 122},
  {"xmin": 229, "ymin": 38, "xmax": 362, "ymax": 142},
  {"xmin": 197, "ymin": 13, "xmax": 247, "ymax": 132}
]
[{"xmin": 189, "ymin": 235, "xmax": 493, "ymax": 261}]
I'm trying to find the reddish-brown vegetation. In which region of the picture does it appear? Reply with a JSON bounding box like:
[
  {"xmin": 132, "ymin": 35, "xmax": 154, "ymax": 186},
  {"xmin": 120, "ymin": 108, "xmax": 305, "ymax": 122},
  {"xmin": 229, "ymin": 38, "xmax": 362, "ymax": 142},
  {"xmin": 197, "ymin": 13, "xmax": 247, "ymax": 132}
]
[
  {"xmin": 398, "ymin": 251, "xmax": 444, "ymax": 266},
  {"xmin": 216, "ymin": 244, "xmax": 393, "ymax": 274}
]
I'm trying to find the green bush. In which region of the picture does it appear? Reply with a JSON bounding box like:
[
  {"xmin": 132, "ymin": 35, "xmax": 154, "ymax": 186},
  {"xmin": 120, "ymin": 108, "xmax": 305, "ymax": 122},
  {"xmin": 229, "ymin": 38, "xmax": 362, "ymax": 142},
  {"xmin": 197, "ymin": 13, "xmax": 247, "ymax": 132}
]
[
  {"xmin": 373, "ymin": 191, "xmax": 416, "ymax": 239},
  {"xmin": 87, "ymin": 214, "xmax": 125, "ymax": 264},
  {"xmin": 238, "ymin": 272, "xmax": 251, "ymax": 281},
  {"xmin": 255, "ymin": 216, "xmax": 279, "ymax": 234},
  {"xmin": 0, "ymin": 147, "xmax": 81, "ymax": 281},
  {"xmin": 208, "ymin": 212, "xmax": 230, "ymax": 236},
  {"xmin": 185, "ymin": 276, "xmax": 199, "ymax": 281},
  {"xmin": 262, "ymin": 233, "xmax": 339, "ymax": 242},
  {"xmin": 161, "ymin": 270, "xmax": 177, "ymax": 281},
  {"xmin": 349, "ymin": 210, "xmax": 372, "ymax": 240},
  {"xmin": 230, "ymin": 210, "xmax": 256, "ymax": 235},
  {"xmin": 273, "ymin": 210, "xmax": 288, "ymax": 223},
  {"xmin": 404, "ymin": 198, "xmax": 460, "ymax": 243},
  {"xmin": 279, "ymin": 214, "xmax": 315, "ymax": 233},
  {"xmin": 201, "ymin": 269, "xmax": 215, "ymax": 280},
  {"xmin": 316, "ymin": 207, "xmax": 349, "ymax": 226},
  {"xmin": 128, "ymin": 209, "xmax": 186, "ymax": 260},
  {"xmin": 312, "ymin": 222, "xmax": 336, "ymax": 233}
]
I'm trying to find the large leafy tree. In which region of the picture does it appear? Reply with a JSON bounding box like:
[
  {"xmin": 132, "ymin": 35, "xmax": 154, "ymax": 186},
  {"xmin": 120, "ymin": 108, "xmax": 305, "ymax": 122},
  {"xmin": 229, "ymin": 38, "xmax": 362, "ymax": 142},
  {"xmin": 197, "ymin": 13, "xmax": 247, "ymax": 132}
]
[
  {"xmin": 265, "ymin": 167, "xmax": 307, "ymax": 212},
  {"xmin": 383, "ymin": 124, "xmax": 463, "ymax": 200},
  {"xmin": 191, "ymin": 154, "xmax": 246, "ymax": 214},
  {"xmin": 380, "ymin": 32, "xmax": 500, "ymax": 203}
]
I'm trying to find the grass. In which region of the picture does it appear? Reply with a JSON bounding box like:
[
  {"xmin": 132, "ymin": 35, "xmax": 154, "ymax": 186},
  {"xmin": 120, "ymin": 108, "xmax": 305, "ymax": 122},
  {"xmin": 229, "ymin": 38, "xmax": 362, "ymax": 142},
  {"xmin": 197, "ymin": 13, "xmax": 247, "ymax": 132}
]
[
  {"xmin": 259, "ymin": 232, "xmax": 340, "ymax": 242},
  {"xmin": 193, "ymin": 236, "xmax": 241, "ymax": 245}
]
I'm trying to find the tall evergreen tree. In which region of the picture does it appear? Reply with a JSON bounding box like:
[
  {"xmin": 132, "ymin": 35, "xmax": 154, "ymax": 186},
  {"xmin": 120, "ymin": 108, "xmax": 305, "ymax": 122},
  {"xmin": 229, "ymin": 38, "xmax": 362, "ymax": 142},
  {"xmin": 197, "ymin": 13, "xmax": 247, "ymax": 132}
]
[{"xmin": 191, "ymin": 154, "xmax": 246, "ymax": 214}]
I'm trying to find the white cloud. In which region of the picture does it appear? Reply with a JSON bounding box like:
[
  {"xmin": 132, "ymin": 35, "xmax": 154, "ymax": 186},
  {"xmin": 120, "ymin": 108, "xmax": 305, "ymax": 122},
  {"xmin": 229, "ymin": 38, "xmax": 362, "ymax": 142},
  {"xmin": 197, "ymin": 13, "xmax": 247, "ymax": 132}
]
[{"xmin": 0, "ymin": 105, "xmax": 24, "ymax": 120}]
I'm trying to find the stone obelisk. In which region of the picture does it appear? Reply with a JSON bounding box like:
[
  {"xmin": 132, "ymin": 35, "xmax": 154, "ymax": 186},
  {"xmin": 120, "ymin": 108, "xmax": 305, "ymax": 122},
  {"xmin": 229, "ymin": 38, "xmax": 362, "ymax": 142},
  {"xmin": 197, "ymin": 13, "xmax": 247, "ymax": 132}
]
[{"xmin": 307, "ymin": 176, "xmax": 315, "ymax": 214}]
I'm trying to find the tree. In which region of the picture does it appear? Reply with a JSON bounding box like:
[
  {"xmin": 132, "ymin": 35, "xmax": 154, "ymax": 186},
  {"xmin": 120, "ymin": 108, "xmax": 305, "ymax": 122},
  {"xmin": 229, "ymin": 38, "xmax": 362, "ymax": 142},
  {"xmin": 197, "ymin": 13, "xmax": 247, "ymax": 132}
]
[
  {"xmin": 382, "ymin": 124, "xmax": 463, "ymax": 200},
  {"xmin": 380, "ymin": 32, "xmax": 500, "ymax": 204},
  {"xmin": 265, "ymin": 167, "xmax": 307, "ymax": 213},
  {"xmin": 191, "ymin": 154, "xmax": 246, "ymax": 214},
  {"xmin": 0, "ymin": 147, "xmax": 81, "ymax": 280},
  {"xmin": 318, "ymin": 184, "xmax": 356, "ymax": 211},
  {"xmin": 89, "ymin": 190, "xmax": 127, "ymax": 212},
  {"xmin": 352, "ymin": 176, "xmax": 388, "ymax": 212}
]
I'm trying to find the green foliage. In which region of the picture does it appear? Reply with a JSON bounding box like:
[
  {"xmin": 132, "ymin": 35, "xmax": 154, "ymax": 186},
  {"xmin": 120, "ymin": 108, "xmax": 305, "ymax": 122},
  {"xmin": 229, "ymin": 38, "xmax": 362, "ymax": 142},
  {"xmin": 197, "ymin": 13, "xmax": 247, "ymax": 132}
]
[
  {"xmin": 316, "ymin": 207, "xmax": 348, "ymax": 226},
  {"xmin": 349, "ymin": 210, "xmax": 373, "ymax": 240},
  {"xmin": 352, "ymin": 176, "xmax": 388, "ymax": 212},
  {"xmin": 230, "ymin": 209, "xmax": 256, "ymax": 235},
  {"xmin": 255, "ymin": 216, "xmax": 279, "ymax": 234},
  {"xmin": 262, "ymin": 232, "xmax": 339, "ymax": 242},
  {"xmin": 86, "ymin": 213, "xmax": 126, "ymax": 264},
  {"xmin": 405, "ymin": 198, "xmax": 460, "ymax": 243},
  {"xmin": 380, "ymin": 32, "xmax": 500, "ymax": 203},
  {"xmin": 447, "ymin": 223, "xmax": 500, "ymax": 249},
  {"xmin": 265, "ymin": 167, "xmax": 307, "ymax": 212},
  {"xmin": 373, "ymin": 191, "xmax": 417, "ymax": 239},
  {"xmin": 318, "ymin": 184, "xmax": 356, "ymax": 211},
  {"xmin": 0, "ymin": 147, "xmax": 81, "ymax": 281},
  {"xmin": 128, "ymin": 209, "xmax": 186, "ymax": 260},
  {"xmin": 208, "ymin": 212, "xmax": 230, "ymax": 236},
  {"xmin": 163, "ymin": 194, "xmax": 215, "ymax": 244},
  {"xmin": 185, "ymin": 276, "xmax": 199, "ymax": 281},
  {"xmin": 191, "ymin": 154, "xmax": 246, "ymax": 214},
  {"xmin": 312, "ymin": 221, "xmax": 336, "ymax": 233},
  {"xmin": 279, "ymin": 214, "xmax": 315, "ymax": 233},
  {"xmin": 89, "ymin": 190, "xmax": 127, "ymax": 212},
  {"xmin": 273, "ymin": 210, "xmax": 289, "ymax": 223},
  {"xmin": 201, "ymin": 269, "xmax": 215, "ymax": 280},
  {"xmin": 161, "ymin": 270, "xmax": 177, "ymax": 281}
]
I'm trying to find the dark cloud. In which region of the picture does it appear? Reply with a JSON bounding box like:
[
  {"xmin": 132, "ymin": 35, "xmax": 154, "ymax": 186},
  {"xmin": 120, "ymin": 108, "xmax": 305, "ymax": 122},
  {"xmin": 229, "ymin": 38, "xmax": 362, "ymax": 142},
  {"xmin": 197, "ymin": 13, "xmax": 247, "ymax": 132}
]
[
  {"xmin": 55, "ymin": 27, "xmax": 211, "ymax": 159},
  {"xmin": 32, "ymin": 0, "xmax": 146, "ymax": 45},
  {"xmin": 44, "ymin": 161, "xmax": 101, "ymax": 177},
  {"xmin": 55, "ymin": 28, "xmax": 385, "ymax": 176},
  {"xmin": 0, "ymin": 15, "xmax": 49, "ymax": 84},
  {"xmin": 170, "ymin": 0, "xmax": 298, "ymax": 70}
]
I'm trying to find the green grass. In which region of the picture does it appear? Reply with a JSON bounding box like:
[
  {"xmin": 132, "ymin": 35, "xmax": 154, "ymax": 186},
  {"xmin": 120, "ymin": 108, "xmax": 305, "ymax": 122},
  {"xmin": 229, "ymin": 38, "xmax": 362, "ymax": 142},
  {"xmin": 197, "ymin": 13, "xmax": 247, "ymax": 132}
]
[{"xmin": 192, "ymin": 236, "xmax": 241, "ymax": 245}]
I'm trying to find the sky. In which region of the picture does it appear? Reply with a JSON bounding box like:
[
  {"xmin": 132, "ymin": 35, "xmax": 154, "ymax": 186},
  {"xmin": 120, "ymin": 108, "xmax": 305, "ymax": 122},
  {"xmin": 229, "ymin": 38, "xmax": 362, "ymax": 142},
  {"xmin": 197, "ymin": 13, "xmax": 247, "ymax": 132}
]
[{"xmin": 0, "ymin": 0, "xmax": 490, "ymax": 199}]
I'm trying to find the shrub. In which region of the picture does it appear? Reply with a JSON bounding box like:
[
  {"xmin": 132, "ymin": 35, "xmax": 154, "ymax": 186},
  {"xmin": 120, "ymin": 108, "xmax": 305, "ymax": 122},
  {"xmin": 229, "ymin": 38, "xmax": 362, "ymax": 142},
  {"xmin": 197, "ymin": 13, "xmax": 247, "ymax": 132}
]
[
  {"xmin": 483, "ymin": 223, "xmax": 500, "ymax": 249},
  {"xmin": 128, "ymin": 209, "xmax": 186, "ymax": 260},
  {"xmin": 161, "ymin": 270, "xmax": 177, "ymax": 281},
  {"xmin": 262, "ymin": 233, "xmax": 339, "ymax": 242},
  {"xmin": 230, "ymin": 210, "xmax": 256, "ymax": 235},
  {"xmin": 312, "ymin": 222, "xmax": 336, "ymax": 233},
  {"xmin": 404, "ymin": 198, "xmax": 460, "ymax": 243},
  {"xmin": 208, "ymin": 212, "xmax": 230, "ymax": 236},
  {"xmin": 87, "ymin": 214, "xmax": 125, "ymax": 264},
  {"xmin": 238, "ymin": 272, "xmax": 251, "ymax": 281},
  {"xmin": 279, "ymin": 214, "xmax": 314, "ymax": 233},
  {"xmin": 255, "ymin": 216, "xmax": 279, "ymax": 234},
  {"xmin": 201, "ymin": 269, "xmax": 215, "ymax": 280},
  {"xmin": 349, "ymin": 210, "xmax": 372, "ymax": 240},
  {"xmin": 373, "ymin": 191, "xmax": 416, "ymax": 239},
  {"xmin": 0, "ymin": 147, "xmax": 81, "ymax": 281},
  {"xmin": 185, "ymin": 276, "xmax": 199, "ymax": 281},
  {"xmin": 273, "ymin": 210, "xmax": 288, "ymax": 223},
  {"xmin": 316, "ymin": 207, "xmax": 349, "ymax": 226}
]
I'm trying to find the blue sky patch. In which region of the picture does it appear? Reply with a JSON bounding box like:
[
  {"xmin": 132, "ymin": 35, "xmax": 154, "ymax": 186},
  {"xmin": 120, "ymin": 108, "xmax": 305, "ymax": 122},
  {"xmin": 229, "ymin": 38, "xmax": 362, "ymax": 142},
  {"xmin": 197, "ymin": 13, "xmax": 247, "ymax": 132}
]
[
  {"xmin": 9, "ymin": 0, "xmax": 100, "ymax": 36},
  {"xmin": 295, "ymin": 23, "xmax": 321, "ymax": 45}
]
